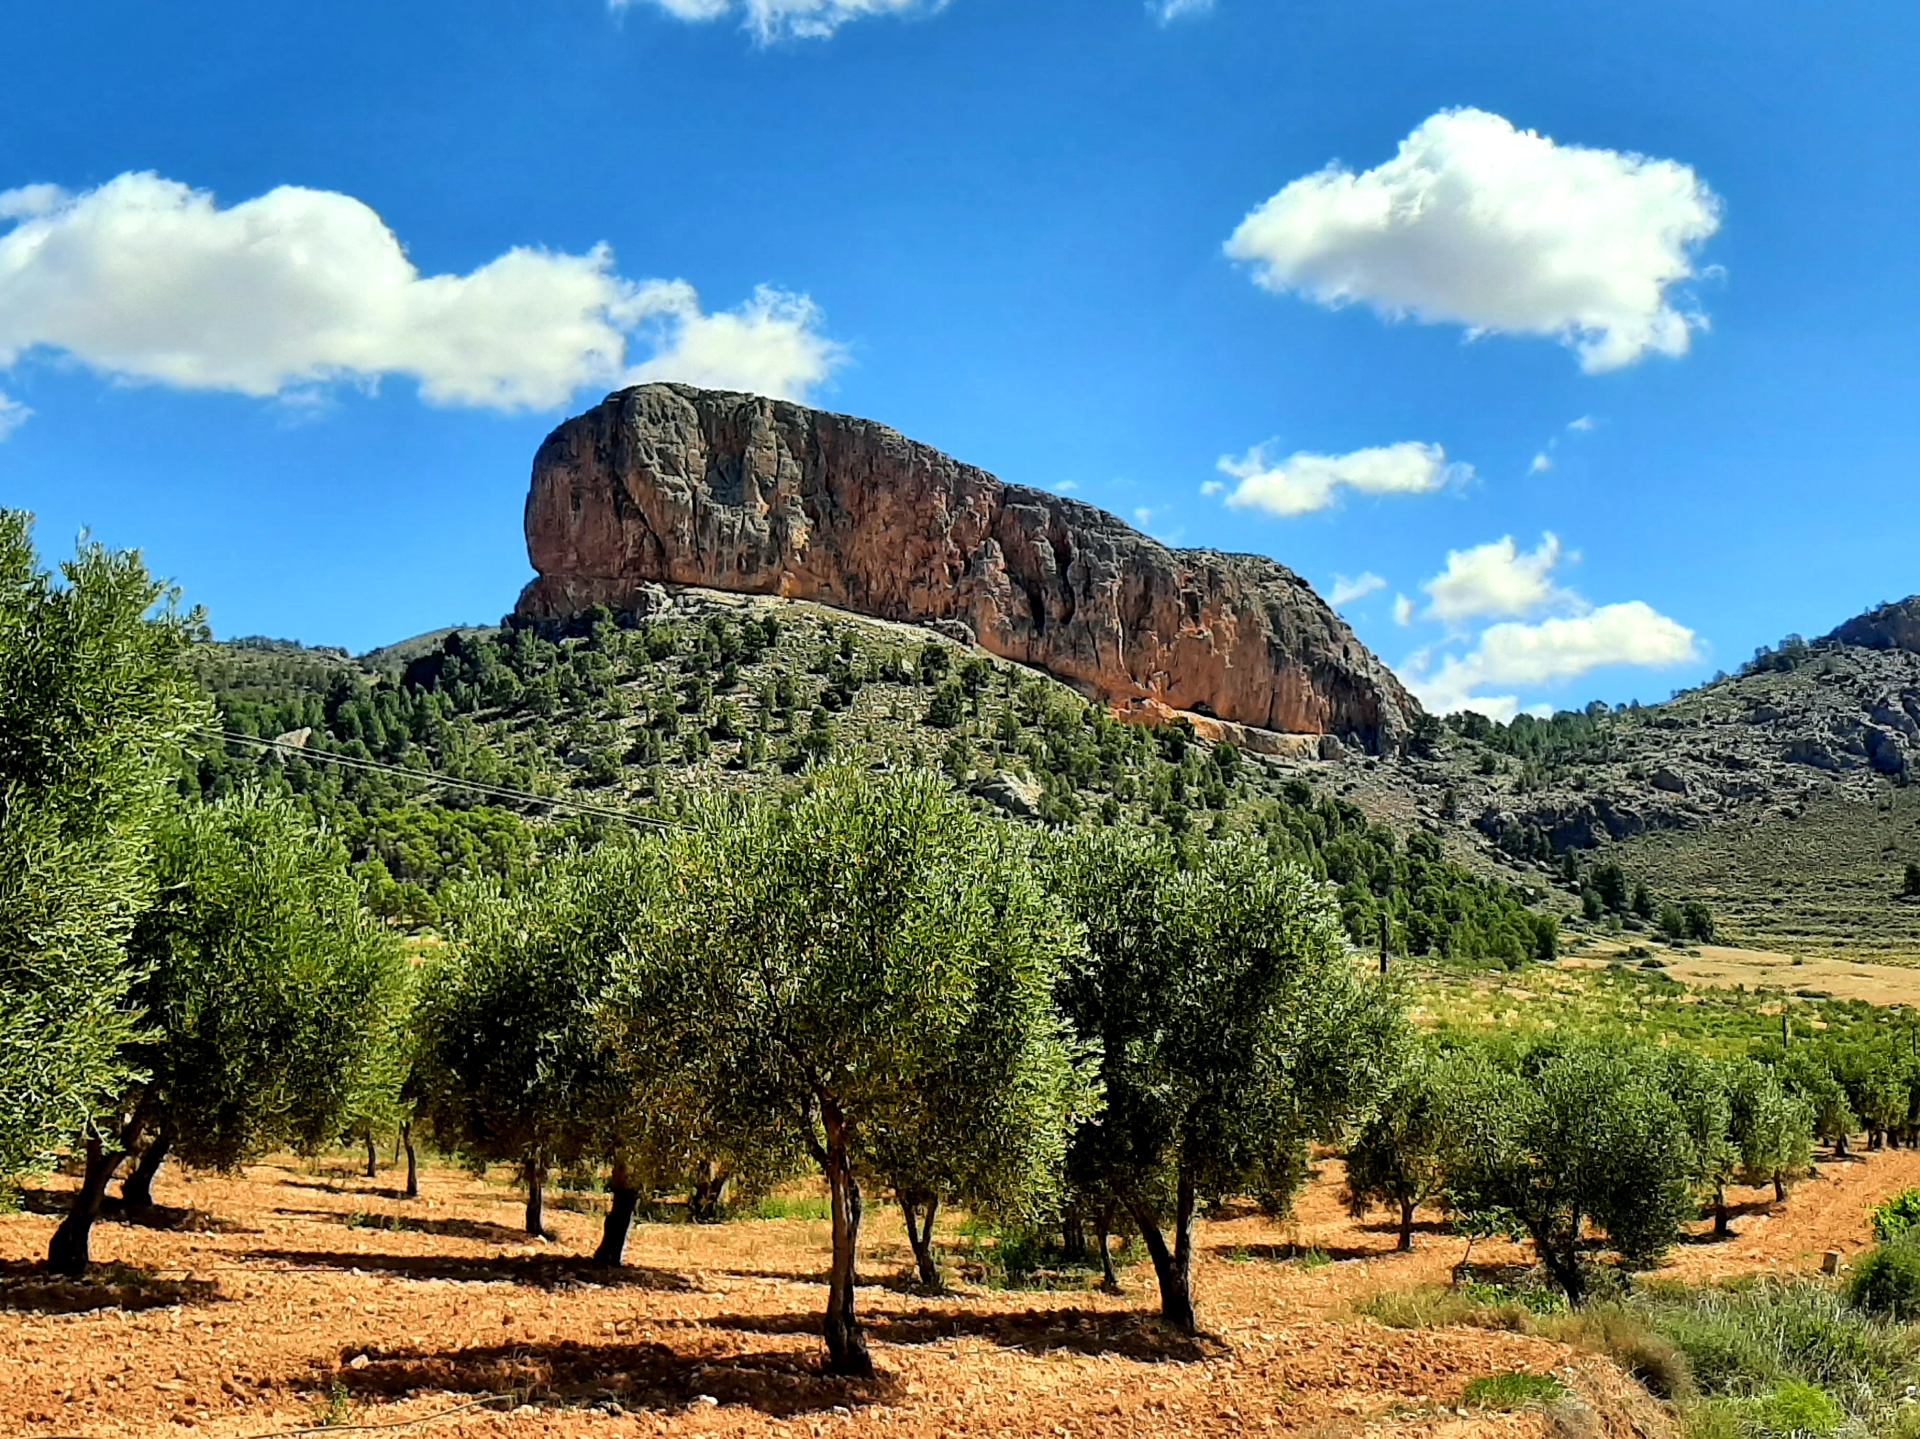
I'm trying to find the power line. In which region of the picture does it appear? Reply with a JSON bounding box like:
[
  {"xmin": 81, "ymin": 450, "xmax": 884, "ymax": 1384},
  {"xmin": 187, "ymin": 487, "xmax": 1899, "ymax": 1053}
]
[{"xmin": 207, "ymin": 729, "xmax": 678, "ymax": 831}]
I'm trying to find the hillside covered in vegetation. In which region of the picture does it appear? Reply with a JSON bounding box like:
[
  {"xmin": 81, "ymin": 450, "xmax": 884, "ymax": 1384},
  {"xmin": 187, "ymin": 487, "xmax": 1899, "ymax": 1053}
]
[{"xmin": 193, "ymin": 591, "xmax": 1558, "ymax": 966}]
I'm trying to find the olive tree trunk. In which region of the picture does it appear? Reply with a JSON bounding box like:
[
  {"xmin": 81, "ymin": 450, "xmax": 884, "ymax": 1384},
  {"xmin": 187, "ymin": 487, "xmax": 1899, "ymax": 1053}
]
[
  {"xmin": 401, "ymin": 1123, "xmax": 418, "ymax": 1201},
  {"xmin": 120, "ymin": 1125, "xmax": 173, "ymax": 1213},
  {"xmin": 594, "ymin": 1157, "xmax": 640, "ymax": 1269},
  {"xmin": 1397, "ymin": 1196, "xmax": 1416, "ymax": 1252},
  {"xmin": 822, "ymin": 1105, "xmax": 872, "ymax": 1377},
  {"xmin": 48, "ymin": 1137, "xmax": 129, "ymax": 1277},
  {"xmin": 900, "ymin": 1191, "xmax": 940, "ymax": 1289},
  {"xmin": 523, "ymin": 1153, "xmax": 548, "ymax": 1238},
  {"xmin": 363, "ymin": 1128, "xmax": 378, "ymax": 1179},
  {"xmin": 1127, "ymin": 1168, "xmax": 1197, "ymax": 1333},
  {"xmin": 688, "ymin": 1160, "xmax": 728, "ymax": 1223},
  {"xmin": 1095, "ymin": 1202, "xmax": 1120, "ymax": 1293}
]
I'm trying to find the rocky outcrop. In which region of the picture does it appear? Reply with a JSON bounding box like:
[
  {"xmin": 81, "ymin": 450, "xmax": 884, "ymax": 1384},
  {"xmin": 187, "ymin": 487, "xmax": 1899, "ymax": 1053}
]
[
  {"xmin": 516, "ymin": 385, "xmax": 1420, "ymax": 752},
  {"xmin": 1823, "ymin": 596, "xmax": 1920, "ymax": 653}
]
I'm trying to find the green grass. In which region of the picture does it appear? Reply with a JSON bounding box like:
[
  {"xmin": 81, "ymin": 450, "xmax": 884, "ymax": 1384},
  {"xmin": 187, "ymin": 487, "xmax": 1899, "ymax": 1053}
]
[
  {"xmin": 1361, "ymin": 1276, "xmax": 1920, "ymax": 1438},
  {"xmin": 1461, "ymin": 1372, "xmax": 1567, "ymax": 1409},
  {"xmin": 744, "ymin": 1192, "xmax": 830, "ymax": 1222},
  {"xmin": 1407, "ymin": 956, "xmax": 1910, "ymax": 1055}
]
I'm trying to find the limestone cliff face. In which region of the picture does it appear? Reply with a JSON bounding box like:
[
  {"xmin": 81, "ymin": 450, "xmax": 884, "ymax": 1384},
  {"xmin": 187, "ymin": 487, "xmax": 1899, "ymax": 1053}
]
[{"xmin": 517, "ymin": 385, "xmax": 1421, "ymax": 752}]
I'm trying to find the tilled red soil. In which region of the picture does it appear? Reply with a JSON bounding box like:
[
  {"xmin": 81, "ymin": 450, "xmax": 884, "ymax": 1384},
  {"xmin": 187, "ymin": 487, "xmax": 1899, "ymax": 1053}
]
[{"xmin": 4, "ymin": 1146, "xmax": 1915, "ymax": 1439}]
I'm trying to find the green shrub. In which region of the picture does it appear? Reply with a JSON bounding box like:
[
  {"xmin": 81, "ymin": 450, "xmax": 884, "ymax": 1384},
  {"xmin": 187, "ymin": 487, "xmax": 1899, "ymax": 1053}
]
[
  {"xmin": 1847, "ymin": 1243, "xmax": 1920, "ymax": 1321},
  {"xmin": 1461, "ymin": 1373, "xmax": 1567, "ymax": 1410},
  {"xmin": 1870, "ymin": 1188, "xmax": 1920, "ymax": 1245},
  {"xmin": 1754, "ymin": 1380, "xmax": 1843, "ymax": 1437}
]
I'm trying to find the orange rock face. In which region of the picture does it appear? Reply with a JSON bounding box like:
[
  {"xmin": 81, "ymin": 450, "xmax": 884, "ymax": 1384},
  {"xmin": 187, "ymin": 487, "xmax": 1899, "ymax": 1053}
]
[{"xmin": 517, "ymin": 385, "xmax": 1421, "ymax": 752}]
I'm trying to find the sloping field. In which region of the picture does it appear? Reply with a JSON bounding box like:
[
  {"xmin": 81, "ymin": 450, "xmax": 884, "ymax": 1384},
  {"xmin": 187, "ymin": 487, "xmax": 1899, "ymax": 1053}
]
[{"xmin": 6, "ymin": 1148, "xmax": 1917, "ymax": 1439}]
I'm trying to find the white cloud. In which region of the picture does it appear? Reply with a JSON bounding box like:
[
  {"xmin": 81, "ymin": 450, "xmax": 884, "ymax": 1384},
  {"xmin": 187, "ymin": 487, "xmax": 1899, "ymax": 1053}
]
[
  {"xmin": 0, "ymin": 172, "xmax": 841, "ymax": 426},
  {"xmin": 1391, "ymin": 593, "xmax": 1414, "ymax": 626},
  {"xmin": 1198, "ymin": 479, "xmax": 1224, "ymax": 497},
  {"xmin": 1528, "ymin": 452, "xmax": 1552, "ymax": 475},
  {"xmin": 616, "ymin": 0, "xmax": 938, "ymax": 41},
  {"xmin": 1404, "ymin": 601, "xmax": 1699, "ymax": 716},
  {"xmin": 1152, "ymin": 0, "xmax": 1214, "ymax": 20},
  {"xmin": 1328, "ymin": 571, "xmax": 1386, "ymax": 608},
  {"xmin": 1569, "ymin": 414, "xmax": 1595, "ymax": 433},
  {"xmin": 1217, "ymin": 439, "xmax": 1466, "ymax": 517},
  {"xmin": 1421, "ymin": 533, "xmax": 1570, "ymax": 624},
  {"xmin": 0, "ymin": 391, "xmax": 28, "ymax": 440},
  {"xmin": 1224, "ymin": 107, "xmax": 1721, "ymax": 372}
]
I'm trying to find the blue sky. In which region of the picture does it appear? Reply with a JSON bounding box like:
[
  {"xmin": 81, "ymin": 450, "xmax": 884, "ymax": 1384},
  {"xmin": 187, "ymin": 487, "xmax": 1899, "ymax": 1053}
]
[{"xmin": 3, "ymin": 0, "xmax": 1917, "ymax": 720}]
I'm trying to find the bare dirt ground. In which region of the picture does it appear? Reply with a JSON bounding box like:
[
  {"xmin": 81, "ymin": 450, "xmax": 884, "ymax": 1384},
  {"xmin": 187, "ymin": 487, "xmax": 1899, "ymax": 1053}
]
[{"xmin": 5, "ymin": 1146, "xmax": 1917, "ymax": 1439}]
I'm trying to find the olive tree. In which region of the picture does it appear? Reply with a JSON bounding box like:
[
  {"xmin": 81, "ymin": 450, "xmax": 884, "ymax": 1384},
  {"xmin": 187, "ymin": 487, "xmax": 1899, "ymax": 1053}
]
[
  {"xmin": 1345, "ymin": 1046, "xmax": 1470, "ymax": 1251},
  {"xmin": 50, "ymin": 793, "xmax": 402, "ymax": 1274},
  {"xmin": 414, "ymin": 847, "xmax": 655, "ymax": 1239},
  {"xmin": 0, "ymin": 511, "xmax": 208, "ymax": 1183},
  {"xmin": 1728, "ymin": 1060, "xmax": 1814, "ymax": 1205},
  {"xmin": 616, "ymin": 768, "xmax": 1088, "ymax": 1376},
  {"xmin": 1049, "ymin": 831, "xmax": 1405, "ymax": 1333},
  {"xmin": 1442, "ymin": 1046, "xmax": 1696, "ymax": 1306}
]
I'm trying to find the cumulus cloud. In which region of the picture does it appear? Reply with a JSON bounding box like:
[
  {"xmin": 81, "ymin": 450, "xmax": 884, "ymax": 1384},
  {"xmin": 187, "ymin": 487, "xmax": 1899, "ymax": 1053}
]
[
  {"xmin": 616, "ymin": 0, "xmax": 938, "ymax": 41},
  {"xmin": 1152, "ymin": 0, "xmax": 1214, "ymax": 20},
  {"xmin": 1528, "ymin": 452, "xmax": 1552, "ymax": 475},
  {"xmin": 0, "ymin": 172, "xmax": 841, "ymax": 425},
  {"xmin": 1392, "ymin": 593, "xmax": 1414, "ymax": 626},
  {"xmin": 1217, "ymin": 439, "xmax": 1466, "ymax": 517},
  {"xmin": 1224, "ymin": 107, "xmax": 1721, "ymax": 371},
  {"xmin": 1405, "ymin": 601, "xmax": 1699, "ymax": 717},
  {"xmin": 1422, "ymin": 533, "xmax": 1570, "ymax": 623},
  {"xmin": 0, "ymin": 391, "xmax": 28, "ymax": 441},
  {"xmin": 1328, "ymin": 571, "xmax": 1386, "ymax": 608}
]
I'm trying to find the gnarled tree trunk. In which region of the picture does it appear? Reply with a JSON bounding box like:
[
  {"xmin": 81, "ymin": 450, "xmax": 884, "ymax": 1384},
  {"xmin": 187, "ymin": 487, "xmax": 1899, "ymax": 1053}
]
[
  {"xmin": 595, "ymin": 1157, "xmax": 640, "ymax": 1269},
  {"xmin": 364, "ymin": 1128, "xmax": 378, "ymax": 1179},
  {"xmin": 120, "ymin": 1125, "xmax": 173, "ymax": 1213},
  {"xmin": 822, "ymin": 1104, "xmax": 871, "ymax": 1377},
  {"xmin": 49, "ymin": 1137, "xmax": 129, "ymax": 1277},
  {"xmin": 1398, "ymin": 1196, "xmax": 1416, "ymax": 1252},
  {"xmin": 1128, "ymin": 1168, "xmax": 1197, "ymax": 1333},
  {"xmin": 688, "ymin": 1160, "xmax": 728, "ymax": 1223}
]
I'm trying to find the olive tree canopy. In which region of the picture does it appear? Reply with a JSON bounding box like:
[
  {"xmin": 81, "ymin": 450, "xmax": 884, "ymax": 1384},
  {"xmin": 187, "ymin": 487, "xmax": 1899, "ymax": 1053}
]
[
  {"xmin": 1049, "ymin": 831, "xmax": 1405, "ymax": 1332},
  {"xmin": 615, "ymin": 768, "xmax": 1089, "ymax": 1375}
]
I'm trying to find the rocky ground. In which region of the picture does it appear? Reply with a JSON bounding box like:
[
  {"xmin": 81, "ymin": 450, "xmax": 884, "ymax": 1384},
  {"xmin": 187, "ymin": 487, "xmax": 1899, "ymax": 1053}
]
[{"xmin": 6, "ymin": 1146, "xmax": 1917, "ymax": 1439}]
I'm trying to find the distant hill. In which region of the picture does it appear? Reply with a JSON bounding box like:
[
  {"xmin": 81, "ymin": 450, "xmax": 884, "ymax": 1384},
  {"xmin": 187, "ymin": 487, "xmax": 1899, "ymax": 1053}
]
[{"xmin": 1332, "ymin": 602, "xmax": 1920, "ymax": 966}]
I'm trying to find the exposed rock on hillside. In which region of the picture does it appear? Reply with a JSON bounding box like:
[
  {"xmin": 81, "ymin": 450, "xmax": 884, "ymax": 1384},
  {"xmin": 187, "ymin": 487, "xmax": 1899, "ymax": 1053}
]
[
  {"xmin": 1824, "ymin": 595, "xmax": 1920, "ymax": 653},
  {"xmin": 516, "ymin": 385, "xmax": 1419, "ymax": 753}
]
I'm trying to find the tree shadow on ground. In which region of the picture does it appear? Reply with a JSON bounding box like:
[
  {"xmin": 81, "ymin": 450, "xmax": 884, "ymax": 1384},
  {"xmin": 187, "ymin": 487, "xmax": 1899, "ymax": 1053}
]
[
  {"xmin": 691, "ymin": 1304, "xmax": 1218, "ymax": 1363},
  {"xmin": 1205, "ymin": 1241, "xmax": 1379, "ymax": 1264},
  {"xmin": 15, "ymin": 1187, "xmax": 251, "ymax": 1233},
  {"xmin": 312, "ymin": 1339, "xmax": 898, "ymax": 1418},
  {"xmin": 0, "ymin": 1259, "xmax": 222, "ymax": 1315},
  {"xmin": 1680, "ymin": 1198, "xmax": 1780, "ymax": 1244},
  {"xmin": 248, "ymin": 1248, "xmax": 696, "ymax": 1292},
  {"xmin": 274, "ymin": 1176, "xmax": 419, "ymax": 1200},
  {"xmin": 272, "ymin": 1207, "xmax": 531, "ymax": 1245}
]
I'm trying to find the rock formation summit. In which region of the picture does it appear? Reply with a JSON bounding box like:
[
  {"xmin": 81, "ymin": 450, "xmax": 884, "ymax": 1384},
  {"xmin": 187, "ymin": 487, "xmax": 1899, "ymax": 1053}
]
[{"xmin": 517, "ymin": 385, "xmax": 1420, "ymax": 752}]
